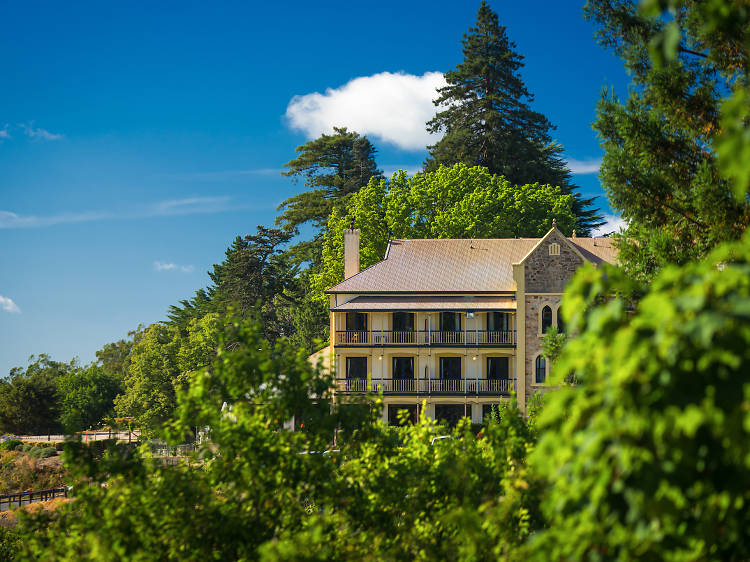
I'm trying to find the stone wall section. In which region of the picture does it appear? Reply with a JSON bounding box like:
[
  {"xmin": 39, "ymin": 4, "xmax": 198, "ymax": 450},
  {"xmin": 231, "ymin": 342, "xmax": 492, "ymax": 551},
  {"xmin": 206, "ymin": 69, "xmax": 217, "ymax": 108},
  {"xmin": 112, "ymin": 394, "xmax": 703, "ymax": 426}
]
[
  {"xmin": 522, "ymin": 232, "xmax": 583, "ymax": 404},
  {"xmin": 524, "ymin": 295, "xmax": 558, "ymax": 403},
  {"xmin": 524, "ymin": 231, "xmax": 584, "ymax": 293}
]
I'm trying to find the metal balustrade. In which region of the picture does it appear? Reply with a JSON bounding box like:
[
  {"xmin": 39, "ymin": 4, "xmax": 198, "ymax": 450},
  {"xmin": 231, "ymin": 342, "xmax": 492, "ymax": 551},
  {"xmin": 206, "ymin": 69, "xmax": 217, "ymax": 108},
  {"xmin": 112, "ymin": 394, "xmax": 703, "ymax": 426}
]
[
  {"xmin": 334, "ymin": 330, "xmax": 516, "ymax": 347},
  {"xmin": 335, "ymin": 378, "xmax": 515, "ymax": 395}
]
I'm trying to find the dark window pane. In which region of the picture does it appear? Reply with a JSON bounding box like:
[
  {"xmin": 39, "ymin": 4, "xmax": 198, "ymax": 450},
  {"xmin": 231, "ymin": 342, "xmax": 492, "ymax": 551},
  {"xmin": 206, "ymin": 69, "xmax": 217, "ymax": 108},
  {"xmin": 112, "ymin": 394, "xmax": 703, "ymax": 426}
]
[
  {"xmin": 535, "ymin": 356, "xmax": 546, "ymax": 383},
  {"xmin": 393, "ymin": 312, "xmax": 414, "ymax": 332},
  {"xmin": 541, "ymin": 306, "xmax": 552, "ymax": 333},
  {"xmin": 346, "ymin": 312, "xmax": 367, "ymax": 331},
  {"xmin": 488, "ymin": 312, "xmax": 510, "ymax": 332},
  {"xmin": 557, "ymin": 307, "xmax": 564, "ymax": 333},
  {"xmin": 439, "ymin": 357, "xmax": 461, "ymax": 380},
  {"xmin": 346, "ymin": 357, "xmax": 367, "ymax": 380},
  {"xmin": 392, "ymin": 357, "xmax": 414, "ymax": 380},
  {"xmin": 440, "ymin": 312, "xmax": 461, "ymax": 332},
  {"xmin": 487, "ymin": 357, "xmax": 509, "ymax": 380},
  {"xmin": 434, "ymin": 404, "xmax": 466, "ymax": 427},
  {"xmin": 388, "ymin": 404, "xmax": 418, "ymax": 426}
]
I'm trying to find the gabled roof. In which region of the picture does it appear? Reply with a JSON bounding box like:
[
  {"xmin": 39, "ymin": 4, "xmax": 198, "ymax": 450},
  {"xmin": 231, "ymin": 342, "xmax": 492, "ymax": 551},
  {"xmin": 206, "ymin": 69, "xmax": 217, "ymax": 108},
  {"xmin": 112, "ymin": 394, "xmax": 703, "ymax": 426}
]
[{"xmin": 326, "ymin": 233, "xmax": 617, "ymax": 294}]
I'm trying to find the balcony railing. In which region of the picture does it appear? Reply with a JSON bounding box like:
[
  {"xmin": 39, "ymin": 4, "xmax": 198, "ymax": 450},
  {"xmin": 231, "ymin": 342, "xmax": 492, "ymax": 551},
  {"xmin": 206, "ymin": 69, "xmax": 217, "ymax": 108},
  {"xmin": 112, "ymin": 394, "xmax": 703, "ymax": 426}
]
[
  {"xmin": 334, "ymin": 330, "xmax": 516, "ymax": 347},
  {"xmin": 335, "ymin": 378, "xmax": 515, "ymax": 395}
]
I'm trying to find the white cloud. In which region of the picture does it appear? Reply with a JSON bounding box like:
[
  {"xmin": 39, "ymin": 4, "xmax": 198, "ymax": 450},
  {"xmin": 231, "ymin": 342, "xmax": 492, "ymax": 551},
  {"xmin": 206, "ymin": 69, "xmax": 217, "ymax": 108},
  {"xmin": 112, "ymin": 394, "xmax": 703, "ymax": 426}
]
[
  {"xmin": 0, "ymin": 295, "xmax": 21, "ymax": 314},
  {"xmin": 19, "ymin": 122, "xmax": 64, "ymax": 141},
  {"xmin": 592, "ymin": 213, "xmax": 627, "ymax": 237},
  {"xmin": 285, "ymin": 71, "xmax": 447, "ymax": 151},
  {"xmin": 0, "ymin": 124, "xmax": 10, "ymax": 140},
  {"xmin": 154, "ymin": 262, "xmax": 194, "ymax": 273},
  {"xmin": 567, "ymin": 157, "xmax": 602, "ymax": 175},
  {"xmin": 0, "ymin": 196, "xmax": 238, "ymax": 229}
]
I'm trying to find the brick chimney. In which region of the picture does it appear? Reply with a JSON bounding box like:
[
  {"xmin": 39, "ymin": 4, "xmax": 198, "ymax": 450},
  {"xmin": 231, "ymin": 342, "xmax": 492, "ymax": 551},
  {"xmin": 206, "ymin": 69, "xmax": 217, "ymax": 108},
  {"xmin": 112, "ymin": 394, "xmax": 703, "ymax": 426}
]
[{"xmin": 344, "ymin": 226, "xmax": 360, "ymax": 279}]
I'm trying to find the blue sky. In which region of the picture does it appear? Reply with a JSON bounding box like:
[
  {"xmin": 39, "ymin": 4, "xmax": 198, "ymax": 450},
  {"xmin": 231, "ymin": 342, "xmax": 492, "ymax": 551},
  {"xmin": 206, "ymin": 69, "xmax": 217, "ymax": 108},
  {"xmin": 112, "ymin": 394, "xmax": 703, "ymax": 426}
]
[{"xmin": 0, "ymin": 1, "xmax": 629, "ymax": 376}]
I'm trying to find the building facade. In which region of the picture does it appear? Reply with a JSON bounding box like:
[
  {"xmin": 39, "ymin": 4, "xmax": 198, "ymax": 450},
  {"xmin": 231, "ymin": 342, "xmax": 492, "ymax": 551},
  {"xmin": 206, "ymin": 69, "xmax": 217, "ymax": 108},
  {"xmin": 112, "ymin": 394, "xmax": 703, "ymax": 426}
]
[{"xmin": 324, "ymin": 225, "xmax": 617, "ymax": 424}]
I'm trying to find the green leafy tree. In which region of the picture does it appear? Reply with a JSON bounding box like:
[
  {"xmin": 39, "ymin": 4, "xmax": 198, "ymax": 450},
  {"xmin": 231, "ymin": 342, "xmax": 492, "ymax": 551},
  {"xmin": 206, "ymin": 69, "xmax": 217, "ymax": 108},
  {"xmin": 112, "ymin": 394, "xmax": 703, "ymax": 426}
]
[
  {"xmin": 114, "ymin": 314, "xmax": 221, "ymax": 434},
  {"xmin": 311, "ymin": 164, "xmax": 578, "ymax": 303},
  {"xmin": 57, "ymin": 365, "xmax": 123, "ymax": 433},
  {"xmin": 529, "ymin": 230, "xmax": 750, "ymax": 560},
  {"xmin": 585, "ymin": 0, "xmax": 750, "ymax": 278},
  {"xmin": 277, "ymin": 127, "xmax": 383, "ymax": 263},
  {"xmin": 426, "ymin": 1, "xmax": 601, "ymax": 235},
  {"xmin": 94, "ymin": 325, "xmax": 145, "ymax": 377},
  {"xmin": 0, "ymin": 354, "xmax": 73, "ymax": 435}
]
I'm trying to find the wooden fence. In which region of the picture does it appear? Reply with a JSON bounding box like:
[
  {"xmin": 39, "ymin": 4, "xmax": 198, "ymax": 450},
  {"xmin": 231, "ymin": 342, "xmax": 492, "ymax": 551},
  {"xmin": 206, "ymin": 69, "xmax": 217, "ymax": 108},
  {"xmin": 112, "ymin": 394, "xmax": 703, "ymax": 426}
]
[{"xmin": 0, "ymin": 487, "xmax": 67, "ymax": 512}]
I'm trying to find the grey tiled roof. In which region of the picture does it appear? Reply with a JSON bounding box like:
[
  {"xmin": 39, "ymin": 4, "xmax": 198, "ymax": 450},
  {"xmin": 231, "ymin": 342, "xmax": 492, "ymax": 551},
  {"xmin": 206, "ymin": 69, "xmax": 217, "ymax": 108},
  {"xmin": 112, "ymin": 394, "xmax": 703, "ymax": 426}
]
[
  {"xmin": 326, "ymin": 236, "xmax": 618, "ymax": 294},
  {"xmin": 332, "ymin": 295, "xmax": 517, "ymax": 311}
]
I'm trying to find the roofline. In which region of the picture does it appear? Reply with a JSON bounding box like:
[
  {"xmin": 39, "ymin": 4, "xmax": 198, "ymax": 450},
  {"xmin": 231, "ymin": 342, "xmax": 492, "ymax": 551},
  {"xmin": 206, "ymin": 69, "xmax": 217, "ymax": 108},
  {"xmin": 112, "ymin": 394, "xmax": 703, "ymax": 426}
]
[
  {"xmin": 324, "ymin": 290, "xmax": 518, "ymax": 295},
  {"xmin": 330, "ymin": 307, "xmax": 517, "ymax": 312}
]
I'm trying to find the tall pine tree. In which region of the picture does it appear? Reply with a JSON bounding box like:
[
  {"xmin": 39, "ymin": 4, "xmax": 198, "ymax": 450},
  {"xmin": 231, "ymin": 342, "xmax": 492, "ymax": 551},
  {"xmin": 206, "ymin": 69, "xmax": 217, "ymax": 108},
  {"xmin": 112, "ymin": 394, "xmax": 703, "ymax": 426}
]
[
  {"xmin": 586, "ymin": 0, "xmax": 750, "ymax": 279},
  {"xmin": 276, "ymin": 126, "xmax": 382, "ymax": 263},
  {"xmin": 426, "ymin": 1, "xmax": 601, "ymax": 235}
]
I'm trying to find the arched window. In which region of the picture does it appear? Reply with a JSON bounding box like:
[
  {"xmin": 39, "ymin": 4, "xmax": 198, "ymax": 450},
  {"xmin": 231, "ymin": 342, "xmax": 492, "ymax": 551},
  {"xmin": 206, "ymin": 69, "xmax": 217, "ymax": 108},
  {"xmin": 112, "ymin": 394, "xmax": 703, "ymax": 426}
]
[
  {"xmin": 541, "ymin": 305, "xmax": 553, "ymax": 333},
  {"xmin": 557, "ymin": 307, "xmax": 564, "ymax": 333},
  {"xmin": 535, "ymin": 356, "xmax": 546, "ymax": 384}
]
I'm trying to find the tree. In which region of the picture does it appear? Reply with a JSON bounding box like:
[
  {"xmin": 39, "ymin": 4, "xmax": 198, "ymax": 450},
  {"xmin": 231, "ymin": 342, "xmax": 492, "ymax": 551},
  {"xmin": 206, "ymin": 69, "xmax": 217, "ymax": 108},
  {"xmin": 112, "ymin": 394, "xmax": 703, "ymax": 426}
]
[
  {"xmin": 0, "ymin": 354, "xmax": 72, "ymax": 435},
  {"xmin": 277, "ymin": 127, "xmax": 383, "ymax": 263},
  {"xmin": 585, "ymin": 0, "xmax": 750, "ymax": 278},
  {"xmin": 426, "ymin": 1, "xmax": 601, "ymax": 235},
  {"xmin": 311, "ymin": 164, "xmax": 578, "ymax": 303},
  {"xmin": 57, "ymin": 365, "xmax": 123, "ymax": 433},
  {"xmin": 114, "ymin": 315, "xmax": 222, "ymax": 434}
]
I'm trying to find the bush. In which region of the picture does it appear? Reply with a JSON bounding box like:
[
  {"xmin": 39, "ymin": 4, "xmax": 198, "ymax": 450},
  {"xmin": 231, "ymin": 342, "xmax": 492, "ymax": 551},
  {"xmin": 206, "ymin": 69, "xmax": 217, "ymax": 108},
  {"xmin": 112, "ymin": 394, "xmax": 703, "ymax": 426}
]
[
  {"xmin": 0, "ymin": 527, "xmax": 20, "ymax": 561},
  {"xmin": 0, "ymin": 439, "xmax": 21, "ymax": 452}
]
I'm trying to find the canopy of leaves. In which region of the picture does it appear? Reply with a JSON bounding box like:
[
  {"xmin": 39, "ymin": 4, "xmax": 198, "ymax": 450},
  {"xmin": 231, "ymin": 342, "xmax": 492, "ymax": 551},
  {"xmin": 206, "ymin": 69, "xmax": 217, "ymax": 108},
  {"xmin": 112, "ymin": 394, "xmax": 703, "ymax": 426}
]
[
  {"xmin": 114, "ymin": 314, "xmax": 220, "ymax": 434},
  {"xmin": 311, "ymin": 164, "xmax": 577, "ymax": 304},
  {"xmin": 586, "ymin": 0, "xmax": 750, "ymax": 278},
  {"xmin": 57, "ymin": 365, "xmax": 123, "ymax": 433},
  {"xmin": 426, "ymin": 1, "xmax": 601, "ymax": 235},
  {"xmin": 0, "ymin": 355, "xmax": 74, "ymax": 435}
]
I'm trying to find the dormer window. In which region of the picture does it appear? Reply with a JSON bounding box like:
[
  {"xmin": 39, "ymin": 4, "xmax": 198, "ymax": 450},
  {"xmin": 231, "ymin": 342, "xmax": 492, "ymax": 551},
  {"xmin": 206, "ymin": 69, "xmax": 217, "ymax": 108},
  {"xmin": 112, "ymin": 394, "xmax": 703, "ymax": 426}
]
[{"xmin": 549, "ymin": 243, "xmax": 560, "ymax": 256}]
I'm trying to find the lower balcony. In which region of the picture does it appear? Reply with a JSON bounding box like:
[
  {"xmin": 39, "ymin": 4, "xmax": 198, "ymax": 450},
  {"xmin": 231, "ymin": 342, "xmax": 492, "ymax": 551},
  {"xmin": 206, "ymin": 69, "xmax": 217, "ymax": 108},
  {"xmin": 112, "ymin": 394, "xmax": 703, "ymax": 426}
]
[
  {"xmin": 334, "ymin": 330, "xmax": 516, "ymax": 347},
  {"xmin": 334, "ymin": 377, "xmax": 515, "ymax": 396}
]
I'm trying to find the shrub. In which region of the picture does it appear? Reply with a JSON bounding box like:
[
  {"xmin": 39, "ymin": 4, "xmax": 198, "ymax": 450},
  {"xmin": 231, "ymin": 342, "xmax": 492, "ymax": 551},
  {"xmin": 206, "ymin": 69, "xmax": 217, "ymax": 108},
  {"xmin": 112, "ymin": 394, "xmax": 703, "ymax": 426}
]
[
  {"xmin": 0, "ymin": 527, "xmax": 20, "ymax": 561},
  {"xmin": 0, "ymin": 439, "xmax": 21, "ymax": 452}
]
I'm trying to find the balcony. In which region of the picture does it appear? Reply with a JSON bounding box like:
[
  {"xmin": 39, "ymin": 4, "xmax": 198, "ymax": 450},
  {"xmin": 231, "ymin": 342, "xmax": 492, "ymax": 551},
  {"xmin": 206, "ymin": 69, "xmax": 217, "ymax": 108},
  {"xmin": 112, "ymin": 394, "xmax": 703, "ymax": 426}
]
[
  {"xmin": 334, "ymin": 330, "xmax": 516, "ymax": 347},
  {"xmin": 335, "ymin": 377, "xmax": 515, "ymax": 396}
]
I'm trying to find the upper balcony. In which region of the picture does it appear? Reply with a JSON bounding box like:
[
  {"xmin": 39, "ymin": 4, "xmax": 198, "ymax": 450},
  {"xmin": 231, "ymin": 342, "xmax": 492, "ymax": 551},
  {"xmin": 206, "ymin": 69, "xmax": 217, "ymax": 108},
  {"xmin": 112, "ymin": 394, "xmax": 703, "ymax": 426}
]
[{"xmin": 334, "ymin": 329, "xmax": 516, "ymax": 347}]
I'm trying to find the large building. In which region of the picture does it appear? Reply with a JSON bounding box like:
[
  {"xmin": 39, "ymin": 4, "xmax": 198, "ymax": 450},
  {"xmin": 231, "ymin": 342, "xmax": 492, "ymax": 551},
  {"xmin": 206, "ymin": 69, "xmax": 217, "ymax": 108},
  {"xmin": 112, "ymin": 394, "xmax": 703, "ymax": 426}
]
[{"xmin": 324, "ymin": 224, "xmax": 617, "ymax": 425}]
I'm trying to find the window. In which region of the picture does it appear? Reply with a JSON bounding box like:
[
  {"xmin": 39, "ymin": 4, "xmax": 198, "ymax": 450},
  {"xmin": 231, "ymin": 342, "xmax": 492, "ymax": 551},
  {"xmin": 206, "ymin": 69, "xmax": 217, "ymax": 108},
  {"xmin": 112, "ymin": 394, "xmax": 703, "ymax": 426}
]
[
  {"xmin": 488, "ymin": 312, "xmax": 511, "ymax": 332},
  {"xmin": 557, "ymin": 307, "xmax": 564, "ymax": 333},
  {"xmin": 393, "ymin": 312, "xmax": 414, "ymax": 332},
  {"xmin": 392, "ymin": 357, "xmax": 414, "ymax": 380},
  {"xmin": 541, "ymin": 306, "xmax": 553, "ymax": 333},
  {"xmin": 434, "ymin": 404, "xmax": 466, "ymax": 427},
  {"xmin": 487, "ymin": 357, "xmax": 509, "ymax": 380},
  {"xmin": 439, "ymin": 357, "xmax": 461, "ymax": 380},
  {"xmin": 440, "ymin": 312, "xmax": 461, "ymax": 332},
  {"xmin": 346, "ymin": 312, "xmax": 367, "ymax": 331},
  {"xmin": 346, "ymin": 357, "xmax": 367, "ymax": 380},
  {"xmin": 549, "ymin": 243, "xmax": 560, "ymax": 256},
  {"xmin": 535, "ymin": 356, "xmax": 546, "ymax": 384},
  {"xmin": 388, "ymin": 404, "xmax": 418, "ymax": 426}
]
